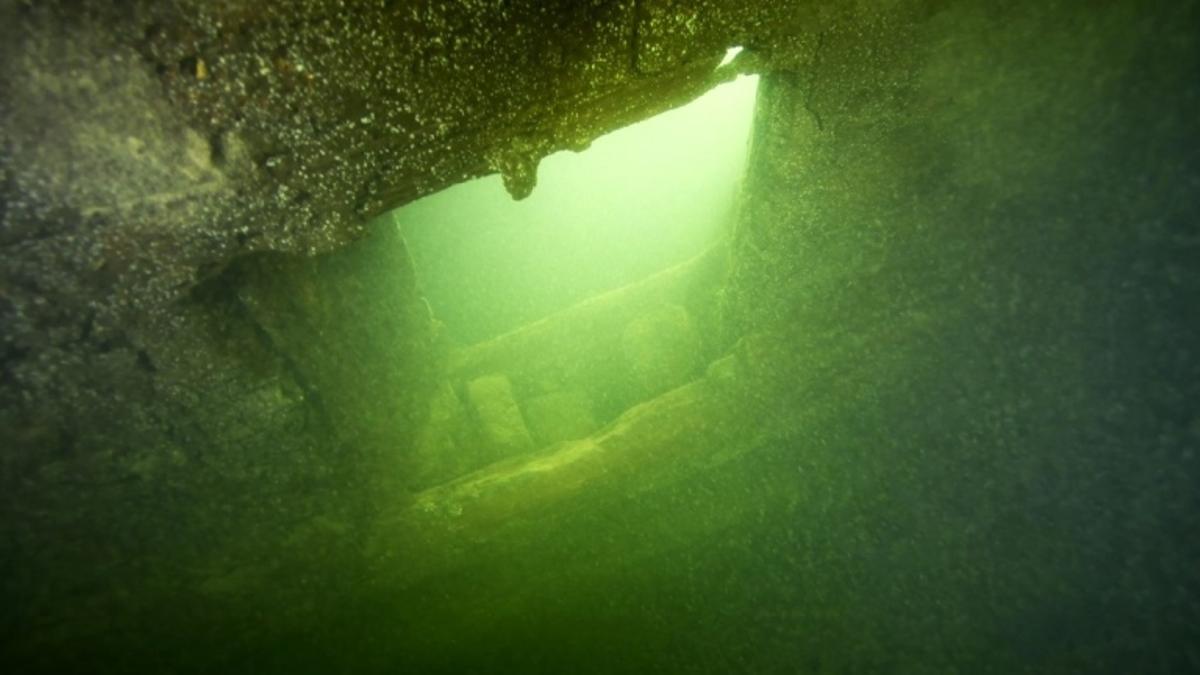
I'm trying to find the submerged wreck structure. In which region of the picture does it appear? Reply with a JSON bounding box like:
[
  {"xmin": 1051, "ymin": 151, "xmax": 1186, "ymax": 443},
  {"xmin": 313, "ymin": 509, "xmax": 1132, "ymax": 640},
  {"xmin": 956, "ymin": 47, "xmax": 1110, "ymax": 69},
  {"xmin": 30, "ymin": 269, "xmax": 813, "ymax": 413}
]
[{"xmin": 1, "ymin": 1, "xmax": 1197, "ymax": 672}]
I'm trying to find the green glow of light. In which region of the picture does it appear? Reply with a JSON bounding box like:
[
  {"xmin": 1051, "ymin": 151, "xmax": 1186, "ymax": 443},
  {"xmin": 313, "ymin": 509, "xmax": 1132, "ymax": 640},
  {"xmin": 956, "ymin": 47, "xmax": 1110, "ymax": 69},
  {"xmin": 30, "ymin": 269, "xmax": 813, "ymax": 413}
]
[{"xmin": 393, "ymin": 74, "xmax": 760, "ymax": 343}]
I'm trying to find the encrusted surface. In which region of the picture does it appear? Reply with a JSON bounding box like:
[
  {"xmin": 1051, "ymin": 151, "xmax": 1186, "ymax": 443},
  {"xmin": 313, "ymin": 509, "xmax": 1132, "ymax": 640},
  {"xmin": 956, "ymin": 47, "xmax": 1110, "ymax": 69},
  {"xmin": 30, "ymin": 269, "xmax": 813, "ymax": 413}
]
[
  {"xmin": 1, "ymin": 0, "xmax": 1196, "ymax": 673},
  {"xmin": 0, "ymin": 1, "xmax": 804, "ymax": 670}
]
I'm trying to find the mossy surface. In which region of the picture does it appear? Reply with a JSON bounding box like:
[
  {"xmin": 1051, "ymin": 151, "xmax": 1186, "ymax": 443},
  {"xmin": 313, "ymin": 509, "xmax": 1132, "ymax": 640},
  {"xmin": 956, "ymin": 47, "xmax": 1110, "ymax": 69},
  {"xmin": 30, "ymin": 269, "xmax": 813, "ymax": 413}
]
[
  {"xmin": 0, "ymin": 1, "xmax": 1197, "ymax": 673},
  {"xmin": 718, "ymin": 2, "xmax": 1200, "ymax": 671}
]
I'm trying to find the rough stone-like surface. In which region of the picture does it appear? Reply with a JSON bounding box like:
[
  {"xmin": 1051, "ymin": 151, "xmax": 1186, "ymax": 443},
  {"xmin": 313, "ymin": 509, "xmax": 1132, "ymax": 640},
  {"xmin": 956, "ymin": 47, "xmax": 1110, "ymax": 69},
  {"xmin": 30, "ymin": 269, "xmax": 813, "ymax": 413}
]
[
  {"xmin": 368, "ymin": 1, "xmax": 1199, "ymax": 672},
  {"xmin": 0, "ymin": 0, "xmax": 781, "ymax": 492},
  {"xmin": 0, "ymin": 2, "xmax": 788, "ymax": 670},
  {"xmin": 717, "ymin": 2, "xmax": 1200, "ymax": 671},
  {"xmin": 235, "ymin": 220, "xmax": 437, "ymax": 500},
  {"xmin": 0, "ymin": 0, "xmax": 787, "ymax": 401},
  {"xmin": 1, "ymin": 0, "xmax": 1197, "ymax": 673},
  {"xmin": 0, "ymin": 217, "xmax": 438, "ymax": 673}
]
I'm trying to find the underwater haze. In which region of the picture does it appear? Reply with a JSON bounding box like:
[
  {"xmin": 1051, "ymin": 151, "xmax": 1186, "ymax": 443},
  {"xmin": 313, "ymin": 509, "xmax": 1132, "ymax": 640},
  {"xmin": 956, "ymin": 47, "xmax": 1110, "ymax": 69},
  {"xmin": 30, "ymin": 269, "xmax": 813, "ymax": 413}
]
[
  {"xmin": 1, "ymin": 2, "xmax": 1198, "ymax": 674},
  {"xmin": 394, "ymin": 75, "xmax": 759, "ymax": 343}
]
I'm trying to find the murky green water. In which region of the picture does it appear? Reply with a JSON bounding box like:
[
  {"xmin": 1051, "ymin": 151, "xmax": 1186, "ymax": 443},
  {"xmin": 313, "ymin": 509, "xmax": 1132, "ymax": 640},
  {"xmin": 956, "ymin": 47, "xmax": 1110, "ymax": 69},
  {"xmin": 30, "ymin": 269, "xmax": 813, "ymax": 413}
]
[
  {"xmin": 2, "ymin": 3, "xmax": 1197, "ymax": 674},
  {"xmin": 393, "ymin": 75, "xmax": 759, "ymax": 343}
]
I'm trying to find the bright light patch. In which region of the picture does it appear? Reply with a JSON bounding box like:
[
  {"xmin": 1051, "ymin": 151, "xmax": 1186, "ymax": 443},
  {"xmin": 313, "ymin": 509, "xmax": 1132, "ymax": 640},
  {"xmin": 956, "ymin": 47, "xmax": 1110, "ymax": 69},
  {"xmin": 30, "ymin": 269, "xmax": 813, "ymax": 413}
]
[
  {"xmin": 392, "ymin": 75, "xmax": 760, "ymax": 343},
  {"xmin": 719, "ymin": 46, "xmax": 744, "ymax": 68}
]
